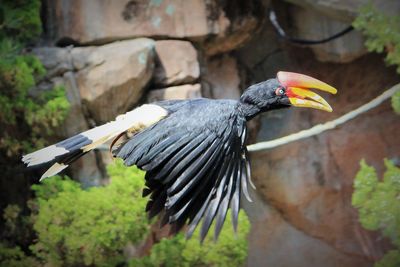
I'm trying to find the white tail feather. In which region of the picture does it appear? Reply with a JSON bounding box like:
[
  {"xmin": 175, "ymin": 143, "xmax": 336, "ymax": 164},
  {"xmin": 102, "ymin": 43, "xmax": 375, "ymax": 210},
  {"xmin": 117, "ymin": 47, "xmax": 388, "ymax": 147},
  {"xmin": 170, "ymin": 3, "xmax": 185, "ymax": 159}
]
[
  {"xmin": 40, "ymin": 163, "xmax": 69, "ymax": 181},
  {"xmin": 22, "ymin": 104, "xmax": 168, "ymax": 178}
]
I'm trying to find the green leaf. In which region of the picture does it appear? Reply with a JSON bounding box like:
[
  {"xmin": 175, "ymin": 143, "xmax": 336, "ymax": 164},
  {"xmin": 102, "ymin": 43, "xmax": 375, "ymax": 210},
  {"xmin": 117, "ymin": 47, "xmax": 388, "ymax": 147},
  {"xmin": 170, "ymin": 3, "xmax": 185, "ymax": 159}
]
[
  {"xmin": 353, "ymin": 4, "xmax": 400, "ymax": 74},
  {"xmin": 392, "ymin": 90, "xmax": 400, "ymax": 115},
  {"xmin": 130, "ymin": 211, "xmax": 250, "ymax": 267},
  {"xmin": 30, "ymin": 160, "xmax": 150, "ymax": 266},
  {"xmin": 352, "ymin": 159, "xmax": 400, "ymax": 266}
]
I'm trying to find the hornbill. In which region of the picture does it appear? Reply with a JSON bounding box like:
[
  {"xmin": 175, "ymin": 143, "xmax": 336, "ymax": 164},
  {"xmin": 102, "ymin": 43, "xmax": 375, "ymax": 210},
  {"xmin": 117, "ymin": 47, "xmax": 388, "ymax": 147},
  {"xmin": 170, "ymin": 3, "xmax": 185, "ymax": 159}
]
[{"xmin": 22, "ymin": 72, "xmax": 337, "ymax": 241}]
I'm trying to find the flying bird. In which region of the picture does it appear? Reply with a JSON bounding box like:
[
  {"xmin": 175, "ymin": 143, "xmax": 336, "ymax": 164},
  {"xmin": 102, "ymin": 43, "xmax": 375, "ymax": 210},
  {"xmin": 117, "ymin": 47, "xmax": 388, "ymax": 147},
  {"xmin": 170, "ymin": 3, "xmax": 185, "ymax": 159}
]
[{"xmin": 22, "ymin": 71, "xmax": 337, "ymax": 241}]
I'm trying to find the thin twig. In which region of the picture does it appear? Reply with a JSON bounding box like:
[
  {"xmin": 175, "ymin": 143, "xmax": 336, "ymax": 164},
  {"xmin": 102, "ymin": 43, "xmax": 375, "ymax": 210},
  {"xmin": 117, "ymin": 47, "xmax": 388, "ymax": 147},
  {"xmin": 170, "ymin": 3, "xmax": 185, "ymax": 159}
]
[{"xmin": 247, "ymin": 83, "xmax": 400, "ymax": 152}]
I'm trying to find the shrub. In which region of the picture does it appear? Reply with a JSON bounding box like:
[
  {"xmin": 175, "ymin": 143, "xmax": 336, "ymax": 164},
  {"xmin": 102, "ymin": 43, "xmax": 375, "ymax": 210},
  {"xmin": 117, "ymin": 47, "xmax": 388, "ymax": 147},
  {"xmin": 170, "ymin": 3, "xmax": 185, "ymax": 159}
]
[
  {"xmin": 0, "ymin": 243, "xmax": 39, "ymax": 267},
  {"xmin": 353, "ymin": 5, "xmax": 400, "ymax": 114},
  {"xmin": 352, "ymin": 159, "xmax": 400, "ymax": 267},
  {"xmin": 130, "ymin": 211, "xmax": 250, "ymax": 267},
  {"xmin": 27, "ymin": 159, "xmax": 250, "ymax": 266},
  {"xmin": 353, "ymin": 4, "xmax": 400, "ymax": 74},
  {"xmin": 30, "ymin": 160, "xmax": 150, "ymax": 267},
  {"xmin": 0, "ymin": 0, "xmax": 70, "ymax": 156}
]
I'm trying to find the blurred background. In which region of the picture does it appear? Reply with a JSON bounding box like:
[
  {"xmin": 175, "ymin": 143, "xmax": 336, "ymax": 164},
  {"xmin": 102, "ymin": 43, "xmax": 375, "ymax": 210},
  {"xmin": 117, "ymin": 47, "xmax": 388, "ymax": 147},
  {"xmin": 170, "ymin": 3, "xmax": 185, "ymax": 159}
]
[{"xmin": 0, "ymin": 0, "xmax": 399, "ymax": 266}]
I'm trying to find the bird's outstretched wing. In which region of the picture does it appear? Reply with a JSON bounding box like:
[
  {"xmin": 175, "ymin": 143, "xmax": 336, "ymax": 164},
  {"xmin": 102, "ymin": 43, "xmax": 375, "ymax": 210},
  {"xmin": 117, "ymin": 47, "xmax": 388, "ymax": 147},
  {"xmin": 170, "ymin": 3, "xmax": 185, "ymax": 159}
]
[{"xmin": 114, "ymin": 99, "xmax": 253, "ymax": 241}]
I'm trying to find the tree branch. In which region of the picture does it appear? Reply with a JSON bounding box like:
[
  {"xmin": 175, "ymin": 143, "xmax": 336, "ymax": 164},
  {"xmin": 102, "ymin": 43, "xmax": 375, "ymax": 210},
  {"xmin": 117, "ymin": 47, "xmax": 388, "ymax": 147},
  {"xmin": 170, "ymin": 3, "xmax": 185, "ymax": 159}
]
[{"xmin": 247, "ymin": 83, "xmax": 400, "ymax": 152}]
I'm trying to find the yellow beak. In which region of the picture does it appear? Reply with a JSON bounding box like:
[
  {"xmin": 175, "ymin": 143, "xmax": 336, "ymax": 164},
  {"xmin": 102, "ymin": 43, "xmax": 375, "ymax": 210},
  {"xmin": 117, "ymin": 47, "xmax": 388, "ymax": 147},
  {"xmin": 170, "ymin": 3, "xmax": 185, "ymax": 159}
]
[{"xmin": 277, "ymin": 71, "xmax": 337, "ymax": 112}]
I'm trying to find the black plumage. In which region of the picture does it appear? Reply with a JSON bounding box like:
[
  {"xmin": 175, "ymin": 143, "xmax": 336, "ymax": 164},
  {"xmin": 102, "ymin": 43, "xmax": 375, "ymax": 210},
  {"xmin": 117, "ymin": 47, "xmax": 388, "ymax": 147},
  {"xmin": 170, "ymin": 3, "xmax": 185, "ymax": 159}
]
[
  {"xmin": 23, "ymin": 72, "xmax": 337, "ymax": 241},
  {"xmin": 115, "ymin": 98, "xmax": 249, "ymax": 240}
]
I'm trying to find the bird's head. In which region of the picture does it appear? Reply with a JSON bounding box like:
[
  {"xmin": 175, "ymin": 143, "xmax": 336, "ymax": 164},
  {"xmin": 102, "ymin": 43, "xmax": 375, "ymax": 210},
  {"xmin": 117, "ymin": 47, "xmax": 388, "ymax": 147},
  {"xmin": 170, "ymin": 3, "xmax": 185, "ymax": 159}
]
[{"xmin": 239, "ymin": 71, "xmax": 337, "ymax": 119}]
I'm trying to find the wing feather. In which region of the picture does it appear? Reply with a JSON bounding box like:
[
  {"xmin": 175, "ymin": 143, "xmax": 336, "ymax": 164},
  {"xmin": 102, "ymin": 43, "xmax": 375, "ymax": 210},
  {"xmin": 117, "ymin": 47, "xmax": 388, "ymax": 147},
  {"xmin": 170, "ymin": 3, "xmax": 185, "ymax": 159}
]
[
  {"xmin": 112, "ymin": 99, "xmax": 250, "ymax": 240},
  {"xmin": 140, "ymin": 134, "xmax": 194, "ymax": 171},
  {"xmin": 159, "ymin": 134, "xmax": 216, "ymax": 184}
]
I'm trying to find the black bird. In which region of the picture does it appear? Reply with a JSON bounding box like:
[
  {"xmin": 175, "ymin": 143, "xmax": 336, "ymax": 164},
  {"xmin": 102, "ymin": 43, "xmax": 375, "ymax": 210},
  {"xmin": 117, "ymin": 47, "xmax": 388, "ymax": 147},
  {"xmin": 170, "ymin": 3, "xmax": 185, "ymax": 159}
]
[{"xmin": 22, "ymin": 71, "xmax": 337, "ymax": 241}]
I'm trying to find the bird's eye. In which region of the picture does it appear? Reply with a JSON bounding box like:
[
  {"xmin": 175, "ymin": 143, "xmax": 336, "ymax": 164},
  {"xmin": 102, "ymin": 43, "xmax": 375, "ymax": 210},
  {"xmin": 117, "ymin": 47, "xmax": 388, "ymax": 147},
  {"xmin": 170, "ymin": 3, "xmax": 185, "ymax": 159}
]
[{"xmin": 275, "ymin": 87, "xmax": 285, "ymax": 96}]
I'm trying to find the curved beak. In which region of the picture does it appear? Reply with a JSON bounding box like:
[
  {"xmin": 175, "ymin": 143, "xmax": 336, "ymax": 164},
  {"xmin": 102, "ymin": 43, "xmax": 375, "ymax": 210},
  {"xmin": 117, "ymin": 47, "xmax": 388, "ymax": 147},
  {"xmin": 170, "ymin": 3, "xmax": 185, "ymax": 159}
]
[{"xmin": 277, "ymin": 71, "xmax": 337, "ymax": 112}]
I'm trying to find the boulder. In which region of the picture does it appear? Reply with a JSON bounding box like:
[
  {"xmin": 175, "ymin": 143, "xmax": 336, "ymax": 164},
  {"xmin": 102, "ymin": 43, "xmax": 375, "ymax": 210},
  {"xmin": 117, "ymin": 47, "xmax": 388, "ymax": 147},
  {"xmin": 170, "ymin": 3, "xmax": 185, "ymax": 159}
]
[
  {"xmin": 73, "ymin": 38, "xmax": 155, "ymax": 123},
  {"xmin": 44, "ymin": 0, "xmax": 261, "ymax": 54},
  {"xmin": 34, "ymin": 39, "xmax": 155, "ymax": 124},
  {"xmin": 202, "ymin": 55, "xmax": 241, "ymax": 99},
  {"xmin": 153, "ymin": 40, "xmax": 200, "ymax": 86},
  {"xmin": 147, "ymin": 84, "xmax": 201, "ymax": 102},
  {"xmin": 33, "ymin": 47, "xmax": 73, "ymax": 78}
]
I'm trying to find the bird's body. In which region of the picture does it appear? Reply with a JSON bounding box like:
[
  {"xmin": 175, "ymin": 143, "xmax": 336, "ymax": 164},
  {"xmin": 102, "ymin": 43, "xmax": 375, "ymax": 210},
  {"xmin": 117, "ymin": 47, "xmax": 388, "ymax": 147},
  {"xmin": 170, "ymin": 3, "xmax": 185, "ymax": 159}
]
[{"xmin": 22, "ymin": 72, "xmax": 337, "ymax": 241}]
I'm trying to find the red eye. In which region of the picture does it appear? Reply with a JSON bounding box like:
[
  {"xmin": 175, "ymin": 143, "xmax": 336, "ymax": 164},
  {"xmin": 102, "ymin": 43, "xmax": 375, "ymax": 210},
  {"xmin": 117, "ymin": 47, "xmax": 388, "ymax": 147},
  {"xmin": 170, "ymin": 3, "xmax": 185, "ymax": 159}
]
[{"xmin": 275, "ymin": 87, "xmax": 285, "ymax": 96}]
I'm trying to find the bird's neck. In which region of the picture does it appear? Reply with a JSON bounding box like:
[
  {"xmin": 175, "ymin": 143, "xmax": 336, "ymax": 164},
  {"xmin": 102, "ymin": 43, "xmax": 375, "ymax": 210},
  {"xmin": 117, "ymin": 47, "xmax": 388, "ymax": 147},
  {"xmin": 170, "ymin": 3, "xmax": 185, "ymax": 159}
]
[{"xmin": 237, "ymin": 101, "xmax": 262, "ymax": 120}]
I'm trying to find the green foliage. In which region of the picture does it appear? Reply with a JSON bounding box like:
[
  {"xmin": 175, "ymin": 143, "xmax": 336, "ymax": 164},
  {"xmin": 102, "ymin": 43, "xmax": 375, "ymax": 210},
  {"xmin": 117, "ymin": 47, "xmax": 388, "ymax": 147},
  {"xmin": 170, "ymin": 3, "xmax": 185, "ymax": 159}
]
[
  {"xmin": 352, "ymin": 159, "xmax": 400, "ymax": 267},
  {"xmin": 392, "ymin": 90, "xmax": 400, "ymax": 115},
  {"xmin": 0, "ymin": 0, "xmax": 42, "ymax": 42},
  {"xmin": 130, "ymin": 211, "xmax": 250, "ymax": 267},
  {"xmin": 0, "ymin": 243, "xmax": 39, "ymax": 267},
  {"xmin": 2, "ymin": 204, "xmax": 33, "ymax": 246},
  {"xmin": 21, "ymin": 159, "xmax": 250, "ymax": 266},
  {"xmin": 375, "ymin": 250, "xmax": 400, "ymax": 267},
  {"xmin": 353, "ymin": 4, "xmax": 400, "ymax": 74},
  {"xmin": 0, "ymin": 54, "xmax": 45, "ymax": 125},
  {"xmin": 3, "ymin": 205, "xmax": 21, "ymax": 234},
  {"xmin": 30, "ymin": 160, "xmax": 149, "ymax": 266},
  {"xmin": 0, "ymin": 83, "xmax": 70, "ymax": 156},
  {"xmin": 0, "ymin": 0, "xmax": 70, "ymax": 156},
  {"xmin": 354, "ymin": 5, "xmax": 400, "ymax": 115},
  {"xmin": 25, "ymin": 85, "xmax": 71, "ymax": 135}
]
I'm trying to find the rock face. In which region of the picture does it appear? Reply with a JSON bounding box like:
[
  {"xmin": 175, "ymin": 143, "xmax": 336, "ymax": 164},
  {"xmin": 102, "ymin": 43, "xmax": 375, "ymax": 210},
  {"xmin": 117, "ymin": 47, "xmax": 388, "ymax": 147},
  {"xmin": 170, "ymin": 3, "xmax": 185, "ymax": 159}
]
[
  {"xmin": 246, "ymin": 51, "xmax": 400, "ymax": 267},
  {"xmin": 147, "ymin": 84, "xmax": 201, "ymax": 102},
  {"xmin": 281, "ymin": 0, "xmax": 400, "ymax": 63},
  {"xmin": 153, "ymin": 40, "xmax": 199, "ymax": 86},
  {"xmin": 289, "ymin": 4, "xmax": 366, "ymax": 63},
  {"xmin": 72, "ymin": 39, "xmax": 155, "ymax": 123},
  {"xmin": 44, "ymin": 0, "xmax": 261, "ymax": 54},
  {"xmin": 285, "ymin": 0, "xmax": 400, "ymax": 22},
  {"xmin": 202, "ymin": 55, "xmax": 241, "ymax": 99},
  {"xmin": 36, "ymin": 39, "xmax": 155, "ymax": 124}
]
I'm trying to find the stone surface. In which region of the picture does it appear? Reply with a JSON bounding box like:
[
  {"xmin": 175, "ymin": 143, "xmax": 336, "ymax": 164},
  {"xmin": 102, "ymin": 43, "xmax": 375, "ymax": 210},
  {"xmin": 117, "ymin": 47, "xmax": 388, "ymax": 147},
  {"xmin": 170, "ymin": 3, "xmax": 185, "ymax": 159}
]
[
  {"xmin": 153, "ymin": 40, "xmax": 199, "ymax": 86},
  {"xmin": 73, "ymin": 38, "xmax": 155, "ymax": 123},
  {"xmin": 245, "ymin": 50, "xmax": 400, "ymax": 266},
  {"xmin": 243, "ymin": 191, "xmax": 371, "ymax": 267},
  {"xmin": 281, "ymin": 0, "xmax": 400, "ymax": 63},
  {"xmin": 34, "ymin": 38, "xmax": 155, "ymax": 124},
  {"xmin": 284, "ymin": 0, "xmax": 400, "ymax": 22},
  {"xmin": 288, "ymin": 4, "xmax": 366, "ymax": 63},
  {"xmin": 44, "ymin": 0, "xmax": 261, "ymax": 54},
  {"xmin": 147, "ymin": 84, "xmax": 201, "ymax": 102},
  {"xmin": 202, "ymin": 55, "xmax": 241, "ymax": 99},
  {"xmin": 235, "ymin": 22, "xmax": 291, "ymax": 84},
  {"xmin": 33, "ymin": 47, "xmax": 73, "ymax": 78}
]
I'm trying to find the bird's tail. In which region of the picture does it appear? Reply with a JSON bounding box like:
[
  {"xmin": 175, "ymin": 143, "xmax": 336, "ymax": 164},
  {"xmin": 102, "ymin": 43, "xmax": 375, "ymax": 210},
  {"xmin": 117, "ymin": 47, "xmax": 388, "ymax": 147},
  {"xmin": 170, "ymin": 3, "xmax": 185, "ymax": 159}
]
[{"xmin": 22, "ymin": 104, "xmax": 168, "ymax": 180}]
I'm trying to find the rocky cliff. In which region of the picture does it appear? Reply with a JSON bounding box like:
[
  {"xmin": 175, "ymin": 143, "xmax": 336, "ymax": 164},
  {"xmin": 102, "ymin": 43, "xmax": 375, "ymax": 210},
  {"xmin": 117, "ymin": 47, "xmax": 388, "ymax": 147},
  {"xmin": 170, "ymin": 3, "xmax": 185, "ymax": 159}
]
[{"xmin": 36, "ymin": 0, "xmax": 400, "ymax": 266}]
